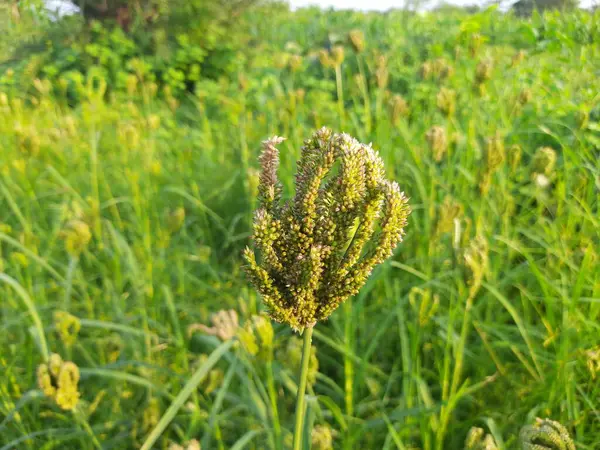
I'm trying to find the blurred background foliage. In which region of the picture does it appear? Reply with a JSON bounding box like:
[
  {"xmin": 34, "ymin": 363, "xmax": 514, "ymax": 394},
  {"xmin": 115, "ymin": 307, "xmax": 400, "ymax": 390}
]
[
  {"xmin": 1, "ymin": 0, "xmax": 263, "ymax": 101},
  {"xmin": 0, "ymin": 1, "xmax": 599, "ymax": 449},
  {"xmin": 1, "ymin": 0, "xmax": 598, "ymax": 103}
]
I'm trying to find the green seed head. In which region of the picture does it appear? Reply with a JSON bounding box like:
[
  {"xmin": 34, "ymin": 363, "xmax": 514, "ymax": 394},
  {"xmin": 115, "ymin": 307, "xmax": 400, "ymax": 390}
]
[
  {"xmin": 464, "ymin": 426, "xmax": 498, "ymax": 450},
  {"xmin": 54, "ymin": 311, "xmax": 81, "ymax": 348},
  {"xmin": 485, "ymin": 133, "xmax": 505, "ymax": 172},
  {"xmin": 319, "ymin": 50, "xmax": 333, "ymax": 68},
  {"xmin": 331, "ymin": 46, "xmax": 345, "ymax": 66},
  {"xmin": 519, "ymin": 418, "xmax": 575, "ymax": 450},
  {"xmin": 476, "ymin": 60, "xmax": 493, "ymax": 84},
  {"xmin": 288, "ymin": 54, "xmax": 303, "ymax": 72},
  {"xmin": 167, "ymin": 207, "xmax": 186, "ymax": 234},
  {"xmin": 376, "ymin": 55, "xmax": 389, "ymax": 88},
  {"xmin": 586, "ymin": 346, "xmax": 600, "ymax": 379},
  {"xmin": 390, "ymin": 94, "xmax": 410, "ymax": 124},
  {"xmin": 469, "ymin": 33, "xmax": 484, "ymax": 56},
  {"xmin": 421, "ymin": 61, "xmax": 433, "ymax": 80},
  {"xmin": 348, "ymin": 29, "xmax": 365, "ymax": 53},
  {"xmin": 532, "ymin": 147, "xmax": 557, "ymax": 176},
  {"xmin": 433, "ymin": 58, "xmax": 454, "ymax": 79},
  {"xmin": 244, "ymin": 128, "xmax": 410, "ymax": 330},
  {"xmin": 437, "ymin": 87, "xmax": 456, "ymax": 117},
  {"xmin": 512, "ymin": 49, "xmax": 527, "ymax": 66},
  {"xmin": 509, "ymin": 144, "xmax": 522, "ymax": 173},
  {"xmin": 436, "ymin": 195, "xmax": 463, "ymax": 235},
  {"xmin": 426, "ymin": 126, "xmax": 448, "ymax": 162},
  {"xmin": 577, "ymin": 109, "xmax": 589, "ymax": 129},
  {"xmin": 312, "ymin": 424, "xmax": 334, "ymax": 450},
  {"xmin": 519, "ymin": 88, "xmax": 533, "ymax": 105},
  {"xmin": 464, "ymin": 234, "xmax": 489, "ymax": 300},
  {"xmin": 62, "ymin": 219, "xmax": 92, "ymax": 257}
]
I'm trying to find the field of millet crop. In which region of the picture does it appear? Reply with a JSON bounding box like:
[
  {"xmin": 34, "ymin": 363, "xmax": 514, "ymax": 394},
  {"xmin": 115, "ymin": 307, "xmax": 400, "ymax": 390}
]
[{"xmin": 0, "ymin": 3, "xmax": 599, "ymax": 449}]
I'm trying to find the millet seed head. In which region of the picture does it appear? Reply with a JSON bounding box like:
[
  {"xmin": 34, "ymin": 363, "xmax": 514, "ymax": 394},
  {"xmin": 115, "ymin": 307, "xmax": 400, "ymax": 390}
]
[
  {"xmin": 244, "ymin": 128, "xmax": 410, "ymax": 330},
  {"xmin": 519, "ymin": 418, "xmax": 575, "ymax": 450}
]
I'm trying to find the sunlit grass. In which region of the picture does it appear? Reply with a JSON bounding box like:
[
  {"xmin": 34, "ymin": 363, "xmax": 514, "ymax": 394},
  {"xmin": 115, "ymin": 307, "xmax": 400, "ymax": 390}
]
[{"xmin": 0, "ymin": 6, "xmax": 599, "ymax": 450}]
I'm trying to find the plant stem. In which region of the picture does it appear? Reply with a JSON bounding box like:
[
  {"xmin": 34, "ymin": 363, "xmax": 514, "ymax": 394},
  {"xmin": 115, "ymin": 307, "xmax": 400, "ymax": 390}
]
[
  {"xmin": 343, "ymin": 302, "xmax": 354, "ymax": 449},
  {"xmin": 356, "ymin": 55, "xmax": 371, "ymax": 135},
  {"xmin": 292, "ymin": 325, "xmax": 314, "ymax": 450}
]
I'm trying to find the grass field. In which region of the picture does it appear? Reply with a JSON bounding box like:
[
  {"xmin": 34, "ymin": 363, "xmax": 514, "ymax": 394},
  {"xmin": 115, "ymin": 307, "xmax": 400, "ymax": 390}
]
[{"xmin": 0, "ymin": 5, "xmax": 599, "ymax": 449}]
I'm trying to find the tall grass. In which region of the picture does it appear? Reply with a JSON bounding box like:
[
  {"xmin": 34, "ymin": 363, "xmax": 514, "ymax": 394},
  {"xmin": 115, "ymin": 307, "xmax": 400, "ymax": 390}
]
[{"xmin": 0, "ymin": 6, "xmax": 599, "ymax": 450}]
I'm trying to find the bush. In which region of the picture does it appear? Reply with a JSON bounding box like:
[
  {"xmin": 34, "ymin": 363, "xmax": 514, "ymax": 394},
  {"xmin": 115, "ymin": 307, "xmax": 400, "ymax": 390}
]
[{"xmin": 0, "ymin": 0, "xmax": 261, "ymax": 101}]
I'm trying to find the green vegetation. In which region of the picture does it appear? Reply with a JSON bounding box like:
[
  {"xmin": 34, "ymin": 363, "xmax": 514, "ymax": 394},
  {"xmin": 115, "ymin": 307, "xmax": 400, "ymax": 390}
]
[{"xmin": 0, "ymin": 2, "xmax": 599, "ymax": 449}]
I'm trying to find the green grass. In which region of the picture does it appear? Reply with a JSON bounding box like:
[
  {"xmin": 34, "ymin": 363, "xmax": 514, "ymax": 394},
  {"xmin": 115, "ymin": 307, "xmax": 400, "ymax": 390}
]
[{"xmin": 0, "ymin": 5, "xmax": 599, "ymax": 450}]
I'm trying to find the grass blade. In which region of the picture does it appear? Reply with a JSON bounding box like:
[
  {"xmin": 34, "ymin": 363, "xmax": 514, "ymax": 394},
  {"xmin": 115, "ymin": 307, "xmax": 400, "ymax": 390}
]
[
  {"xmin": 140, "ymin": 339, "xmax": 234, "ymax": 450},
  {"xmin": 0, "ymin": 273, "xmax": 49, "ymax": 360}
]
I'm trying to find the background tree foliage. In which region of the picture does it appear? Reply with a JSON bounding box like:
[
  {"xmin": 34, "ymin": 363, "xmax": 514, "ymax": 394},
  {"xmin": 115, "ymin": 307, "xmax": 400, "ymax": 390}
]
[{"xmin": 1, "ymin": 0, "xmax": 262, "ymax": 100}]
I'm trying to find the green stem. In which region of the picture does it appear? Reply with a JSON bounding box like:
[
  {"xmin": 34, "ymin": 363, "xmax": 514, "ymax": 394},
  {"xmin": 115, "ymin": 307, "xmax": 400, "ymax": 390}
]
[
  {"xmin": 64, "ymin": 256, "xmax": 78, "ymax": 311},
  {"xmin": 292, "ymin": 325, "xmax": 314, "ymax": 450},
  {"xmin": 335, "ymin": 65, "xmax": 345, "ymax": 129},
  {"xmin": 356, "ymin": 55, "xmax": 371, "ymax": 135},
  {"xmin": 74, "ymin": 406, "xmax": 102, "ymax": 450},
  {"xmin": 0, "ymin": 273, "xmax": 49, "ymax": 361},
  {"xmin": 343, "ymin": 302, "xmax": 354, "ymax": 449}
]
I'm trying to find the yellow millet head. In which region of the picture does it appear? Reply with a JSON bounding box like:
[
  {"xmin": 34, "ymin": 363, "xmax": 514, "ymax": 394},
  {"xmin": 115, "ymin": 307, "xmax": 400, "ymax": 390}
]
[
  {"xmin": 348, "ymin": 29, "xmax": 365, "ymax": 53},
  {"xmin": 464, "ymin": 427, "xmax": 498, "ymax": 450},
  {"xmin": 469, "ymin": 33, "xmax": 485, "ymax": 56},
  {"xmin": 509, "ymin": 144, "xmax": 522, "ymax": 173},
  {"xmin": 475, "ymin": 59, "xmax": 493, "ymax": 84},
  {"xmin": 319, "ymin": 50, "xmax": 333, "ymax": 68},
  {"xmin": 37, "ymin": 354, "xmax": 81, "ymax": 411},
  {"xmin": 390, "ymin": 94, "xmax": 409, "ymax": 124},
  {"xmin": 437, "ymin": 87, "xmax": 456, "ymax": 117},
  {"xmin": 61, "ymin": 219, "xmax": 92, "ymax": 257},
  {"xmin": 331, "ymin": 46, "xmax": 345, "ymax": 66},
  {"xmin": 53, "ymin": 310, "xmax": 81, "ymax": 348},
  {"xmin": 312, "ymin": 424, "xmax": 334, "ymax": 450},
  {"xmin": 375, "ymin": 55, "xmax": 389, "ymax": 88},
  {"xmin": 432, "ymin": 58, "xmax": 454, "ymax": 79},
  {"xmin": 436, "ymin": 195, "xmax": 463, "ymax": 235},
  {"xmin": 585, "ymin": 346, "xmax": 600, "ymax": 379},
  {"xmin": 37, "ymin": 363, "xmax": 57, "ymax": 398},
  {"xmin": 55, "ymin": 361, "xmax": 81, "ymax": 411},
  {"xmin": 48, "ymin": 353, "xmax": 63, "ymax": 378},
  {"xmin": 484, "ymin": 133, "xmax": 505, "ymax": 172},
  {"xmin": 244, "ymin": 128, "xmax": 410, "ymax": 330},
  {"xmin": 288, "ymin": 54, "xmax": 303, "ymax": 72},
  {"xmin": 426, "ymin": 126, "xmax": 448, "ymax": 162}
]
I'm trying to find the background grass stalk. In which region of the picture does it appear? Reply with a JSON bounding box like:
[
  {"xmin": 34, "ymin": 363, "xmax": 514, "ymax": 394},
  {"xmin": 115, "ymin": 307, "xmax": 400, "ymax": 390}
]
[
  {"xmin": 74, "ymin": 405, "xmax": 102, "ymax": 450},
  {"xmin": 292, "ymin": 325, "xmax": 314, "ymax": 450},
  {"xmin": 140, "ymin": 339, "xmax": 234, "ymax": 450},
  {"xmin": 266, "ymin": 358, "xmax": 282, "ymax": 450},
  {"xmin": 335, "ymin": 64, "xmax": 345, "ymax": 129},
  {"xmin": 0, "ymin": 273, "xmax": 49, "ymax": 361}
]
